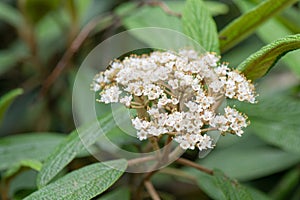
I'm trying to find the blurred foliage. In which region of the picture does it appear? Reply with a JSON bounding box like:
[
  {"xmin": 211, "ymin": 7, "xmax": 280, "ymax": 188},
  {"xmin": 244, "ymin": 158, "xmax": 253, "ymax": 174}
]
[{"xmin": 0, "ymin": 0, "xmax": 300, "ymax": 199}]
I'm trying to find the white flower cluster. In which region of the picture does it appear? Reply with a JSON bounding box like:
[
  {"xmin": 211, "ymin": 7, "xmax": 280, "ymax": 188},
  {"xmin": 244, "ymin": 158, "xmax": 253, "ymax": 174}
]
[{"xmin": 92, "ymin": 49, "xmax": 257, "ymax": 151}]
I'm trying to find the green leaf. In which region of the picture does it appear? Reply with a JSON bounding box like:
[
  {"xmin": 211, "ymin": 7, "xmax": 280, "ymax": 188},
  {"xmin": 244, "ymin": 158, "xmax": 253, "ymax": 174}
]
[
  {"xmin": 219, "ymin": 0, "xmax": 298, "ymax": 52},
  {"xmin": 182, "ymin": 0, "xmax": 219, "ymax": 52},
  {"xmin": 205, "ymin": 1, "xmax": 229, "ymax": 16},
  {"xmin": 116, "ymin": 2, "xmax": 182, "ymax": 31},
  {"xmin": 237, "ymin": 34, "xmax": 300, "ymax": 80},
  {"xmin": 233, "ymin": 0, "xmax": 300, "ymax": 77},
  {"xmin": 14, "ymin": 159, "xmax": 42, "ymax": 172},
  {"xmin": 0, "ymin": 2, "xmax": 23, "ymax": 27},
  {"xmin": 187, "ymin": 134, "xmax": 300, "ymax": 181},
  {"xmin": 37, "ymin": 107, "xmax": 127, "ymax": 188},
  {"xmin": 116, "ymin": 0, "xmax": 227, "ymax": 31},
  {"xmin": 195, "ymin": 169, "xmax": 253, "ymax": 200},
  {"xmin": 238, "ymin": 89, "xmax": 300, "ymax": 154},
  {"xmin": 4, "ymin": 159, "xmax": 42, "ymax": 178},
  {"xmin": 9, "ymin": 170, "xmax": 38, "ymax": 199},
  {"xmin": 246, "ymin": 187, "xmax": 271, "ymax": 200},
  {"xmin": 115, "ymin": 2, "xmax": 182, "ymax": 47},
  {"xmin": 0, "ymin": 88, "xmax": 23, "ymax": 123},
  {"xmin": 279, "ymin": 7, "xmax": 300, "ymax": 34},
  {"xmin": 0, "ymin": 133, "xmax": 64, "ymax": 170},
  {"xmin": 24, "ymin": 159, "xmax": 127, "ymax": 200},
  {"xmin": 97, "ymin": 187, "xmax": 130, "ymax": 200},
  {"xmin": 270, "ymin": 168, "xmax": 300, "ymax": 200}
]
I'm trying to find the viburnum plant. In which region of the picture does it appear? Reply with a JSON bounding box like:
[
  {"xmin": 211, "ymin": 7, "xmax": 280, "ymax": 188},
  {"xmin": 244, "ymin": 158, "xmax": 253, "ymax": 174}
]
[{"xmin": 92, "ymin": 50, "xmax": 256, "ymax": 151}]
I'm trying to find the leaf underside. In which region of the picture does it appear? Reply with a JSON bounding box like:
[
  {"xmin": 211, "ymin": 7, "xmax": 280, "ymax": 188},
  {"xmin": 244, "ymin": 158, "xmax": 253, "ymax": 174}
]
[
  {"xmin": 219, "ymin": 0, "xmax": 298, "ymax": 52},
  {"xmin": 237, "ymin": 34, "xmax": 300, "ymax": 80}
]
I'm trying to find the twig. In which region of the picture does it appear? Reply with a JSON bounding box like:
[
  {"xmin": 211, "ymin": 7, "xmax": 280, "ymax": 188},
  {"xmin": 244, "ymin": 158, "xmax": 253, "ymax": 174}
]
[
  {"xmin": 40, "ymin": 14, "xmax": 113, "ymax": 96},
  {"xmin": 128, "ymin": 155, "xmax": 156, "ymax": 166},
  {"xmin": 0, "ymin": 182, "xmax": 8, "ymax": 200},
  {"xmin": 201, "ymin": 127, "xmax": 218, "ymax": 133},
  {"xmin": 162, "ymin": 135, "xmax": 172, "ymax": 162},
  {"xmin": 144, "ymin": 180, "xmax": 161, "ymax": 200},
  {"xmin": 176, "ymin": 158, "xmax": 213, "ymax": 175},
  {"xmin": 159, "ymin": 167, "xmax": 197, "ymax": 182},
  {"xmin": 149, "ymin": 136, "xmax": 162, "ymax": 159},
  {"xmin": 146, "ymin": 1, "xmax": 182, "ymax": 18}
]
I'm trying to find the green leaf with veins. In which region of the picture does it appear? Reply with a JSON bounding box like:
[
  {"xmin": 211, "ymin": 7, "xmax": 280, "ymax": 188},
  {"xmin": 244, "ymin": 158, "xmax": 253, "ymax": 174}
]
[
  {"xmin": 237, "ymin": 34, "xmax": 300, "ymax": 80},
  {"xmin": 37, "ymin": 107, "xmax": 128, "ymax": 188},
  {"xmin": 0, "ymin": 133, "xmax": 64, "ymax": 171},
  {"xmin": 233, "ymin": 0, "xmax": 300, "ymax": 77},
  {"xmin": 219, "ymin": 0, "xmax": 298, "ymax": 52},
  {"xmin": 25, "ymin": 159, "xmax": 127, "ymax": 200},
  {"xmin": 182, "ymin": 0, "xmax": 219, "ymax": 53},
  {"xmin": 195, "ymin": 169, "xmax": 253, "ymax": 200}
]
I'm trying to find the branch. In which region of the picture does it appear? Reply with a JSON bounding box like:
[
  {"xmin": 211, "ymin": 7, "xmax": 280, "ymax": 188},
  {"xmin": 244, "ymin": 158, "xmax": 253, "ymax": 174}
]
[
  {"xmin": 176, "ymin": 157, "xmax": 213, "ymax": 175},
  {"xmin": 146, "ymin": 1, "xmax": 182, "ymax": 18},
  {"xmin": 159, "ymin": 167, "xmax": 197, "ymax": 182},
  {"xmin": 127, "ymin": 155, "xmax": 156, "ymax": 167},
  {"xmin": 144, "ymin": 180, "xmax": 161, "ymax": 200},
  {"xmin": 40, "ymin": 14, "xmax": 113, "ymax": 96}
]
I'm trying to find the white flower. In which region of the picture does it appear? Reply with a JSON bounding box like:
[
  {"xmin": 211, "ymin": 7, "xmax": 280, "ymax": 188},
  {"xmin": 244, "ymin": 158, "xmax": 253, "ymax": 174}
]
[
  {"xmin": 100, "ymin": 86, "xmax": 121, "ymax": 103},
  {"xmin": 214, "ymin": 64, "xmax": 228, "ymax": 76},
  {"xmin": 137, "ymin": 130, "xmax": 148, "ymax": 140},
  {"xmin": 197, "ymin": 135, "xmax": 213, "ymax": 151},
  {"xmin": 210, "ymin": 115, "xmax": 228, "ymax": 132},
  {"xmin": 92, "ymin": 83, "xmax": 101, "ymax": 92},
  {"xmin": 147, "ymin": 107, "xmax": 160, "ymax": 118},
  {"xmin": 93, "ymin": 49, "xmax": 257, "ymax": 151},
  {"xmin": 209, "ymin": 80, "xmax": 224, "ymax": 92},
  {"xmin": 202, "ymin": 110, "xmax": 214, "ymax": 121},
  {"xmin": 143, "ymin": 84, "xmax": 163, "ymax": 100},
  {"xmin": 158, "ymin": 94, "xmax": 170, "ymax": 108},
  {"xmin": 120, "ymin": 95, "xmax": 132, "ymax": 107},
  {"xmin": 168, "ymin": 79, "xmax": 179, "ymax": 89},
  {"xmin": 202, "ymin": 53, "xmax": 219, "ymax": 67},
  {"xmin": 132, "ymin": 117, "xmax": 150, "ymax": 130},
  {"xmin": 180, "ymin": 140, "xmax": 191, "ymax": 150}
]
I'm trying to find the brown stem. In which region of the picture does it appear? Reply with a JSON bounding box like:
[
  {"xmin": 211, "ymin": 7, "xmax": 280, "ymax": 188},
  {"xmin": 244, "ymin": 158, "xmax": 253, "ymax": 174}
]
[
  {"xmin": 149, "ymin": 137, "xmax": 161, "ymax": 159},
  {"xmin": 134, "ymin": 145, "xmax": 184, "ymax": 199},
  {"xmin": 176, "ymin": 158, "xmax": 213, "ymax": 175},
  {"xmin": 144, "ymin": 180, "xmax": 161, "ymax": 200},
  {"xmin": 162, "ymin": 135, "xmax": 172, "ymax": 162},
  {"xmin": 201, "ymin": 127, "xmax": 218, "ymax": 133},
  {"xmin": 159, "ymin": 167, "xmax": 197, "ymax": 183},
  {"xmin": 128, "ymin": 156, "xmax": 156, "ymax": 167},
  {"xmin": 0, "ymin": 182, "xmax": 8, "ymax": 200},
  {"xmin": 146, "ymin": 1, "xmax": 182, "ymax": 18},
  {"xmin": 40, "ymin": 14, "xmax": 113, "ymax": 96}
]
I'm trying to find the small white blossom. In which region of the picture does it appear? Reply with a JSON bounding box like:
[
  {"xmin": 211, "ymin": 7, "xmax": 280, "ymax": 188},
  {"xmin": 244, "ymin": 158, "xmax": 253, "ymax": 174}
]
[
  {"xmin": 120, "ymin": 95, "xmax": 132, "ymax": 107},
  {"xmin": 137, "ymin": 130, "xmax": 148, "ymax": 140},
  {"xmin": 210, "ymin": 115, "xmax": 228, "ymax": 132},
  {"xmin": 168, "ymin": 79, "xmax": 179, "ymax": 89},
  {"xmin": 100, "ymin": 86, "xmax": 121, "ymax": 103},
  {"xmin": 185, "ymin": 101, "xmax": 199, "ymax": 112},
  {"xmin": 197, "ymin": 135, "xmax": 213, "ymax": 151},
  {"xmin": 92, "ymin": 83, "xmax": 101, "ymax": 92}
]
